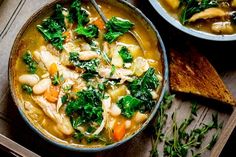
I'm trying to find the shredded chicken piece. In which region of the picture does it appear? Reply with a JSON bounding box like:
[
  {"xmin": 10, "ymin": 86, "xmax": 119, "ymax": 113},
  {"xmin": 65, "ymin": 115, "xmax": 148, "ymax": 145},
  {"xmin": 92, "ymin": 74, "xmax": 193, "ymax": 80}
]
[
  {"xmin": 24, "ymin": 101, "xmax": 44, "ymax": 122},
  {"xmin": 93, "ymin": 96, "xmax": 111, "ymax": 135},
  {"xmin": 98, "ymin": 66, "xmax": 133, "ymax": 82},
  {"xmin": 39, "ymin": 46, "xmax": 79, "ymax": 80},
  {"xmin": 32, "ymin": 96, "xmax": 74, "ymax": 135},
  {"xmin": 189, "ymin": 8, "xmax": 227, "ymax": 22}
]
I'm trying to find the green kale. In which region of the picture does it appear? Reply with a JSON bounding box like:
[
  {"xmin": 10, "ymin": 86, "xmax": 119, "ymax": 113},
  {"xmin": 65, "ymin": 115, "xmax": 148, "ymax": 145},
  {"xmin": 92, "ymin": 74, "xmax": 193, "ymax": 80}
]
[
  {"xmin": 22, "ymin": 51, "xmax": 37, "ymax": 74},
  {"xmin": 117, "ymin": 95, "xmax": 143, "ymax": 118},
  {"xmin": 37, "ymin": 4, "xmax": 66, "ymax": 50},
  {"xmin": 104, "ymin": 32, "xmax": 123, "ymax": 44},
  {"xmin": 65, "ymin": 88, "xmax": 103, "ymax": 128},
  {"xmin": 82, "ymin": 72, "xmax": 96, "ymax": 81},
  {"xmin": 68, "ymin": 0, "xmax": 89, "ymax": 25},
  {"xmin": 51, "ymin": 4, "xmax": 66, "ymax": 29},
  {"xmin": 69, "ymin": 0, "xmax": 98, "ymax": 39},
  {"xmin": 128, "ymin": 68, "xmax": 159, "ymax": 112},
  {"xmin": 118, "ymin": 46, "xmax": 133, "ymax": 63},
  {"xmin": 104, "ymin": 17, "xmax": 134, "ymax": 43},
  {"xmin": 180, "ymin": 0, "xmax": 218, "ymax": 24},
  {"xmin": 21, "ymin": 84, "xmax": 33, "ymax": 94},
  {"xmin": 69, "ymin": 52, "xmax": 99, "ymax": 74},
  {"xmin": 75, "ymin": 25, "xmax": 99, "ymax": 38},
  {"xmin": 37, "ymin": 18, "xmax": 65, "ymax": 50}
]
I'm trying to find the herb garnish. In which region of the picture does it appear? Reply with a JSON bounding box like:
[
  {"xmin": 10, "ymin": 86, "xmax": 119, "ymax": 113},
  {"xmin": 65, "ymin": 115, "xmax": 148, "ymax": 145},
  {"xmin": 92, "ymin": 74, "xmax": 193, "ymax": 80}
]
[{"xmin": 150, "ymin": 94, "xmax": 223, "ymax": 157}]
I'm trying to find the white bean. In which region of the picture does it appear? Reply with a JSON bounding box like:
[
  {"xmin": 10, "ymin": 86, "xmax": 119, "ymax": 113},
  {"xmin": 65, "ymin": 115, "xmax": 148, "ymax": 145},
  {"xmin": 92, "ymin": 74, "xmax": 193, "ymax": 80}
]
[
  {"xmin": 110, "ymin": 104, "xmax": 121, "ymax": 117},
  {"xmin": 18, "ymin": 74, "xmax": 40, "ymax": 86},
  {"xmin": 125, "ymin": 120, "xmax": 131, "ymax": 129},
  {"xmin": 134, "ymin": 112, "xmax": 148, "ymax": 123},
  {"xmin": 151, "ymin": 91, "xmax": 158, "ymax": 99},
  {"xmin": 33, "ymin": 78, "xmax": 51, "ymax": 95}
]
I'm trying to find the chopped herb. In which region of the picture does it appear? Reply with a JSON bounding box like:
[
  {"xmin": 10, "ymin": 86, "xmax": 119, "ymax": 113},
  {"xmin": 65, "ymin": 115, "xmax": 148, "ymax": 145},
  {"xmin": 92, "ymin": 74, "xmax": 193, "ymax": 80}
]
[
  {"xmin": 22, "ymin": 51, "xmax": 37, "ymax": 74},
  {"xmin": 98, "ymin": 83, "xmax": 105, "ymax": 91},
  {"xmin": 63, "ymin": 86, "xmax": 72, "ymax": 92},
  {"xmin": 150, "ymin": 93, "xmax": 175, "ymax": 157},
  {"xmin": 118, "ymin": 46, "xmax": 133, "ymax": 63},
  {"xmin": 104, "ymin": 17, "xmax": 134, "ymax": 43},
  {"xmin": 117, "ymin": 95, "xmax": 143, "ymax": 118},
  {"xmin": 110, "ymin": 65, "xmax": 116, "ymax": 77},
  {"xmin": 21, "ymin": 84, "xmax": 33, "ymax": 94},
  {"xmin": 52, "ymin": 73, "xmax": 63, "ymax": 85}
]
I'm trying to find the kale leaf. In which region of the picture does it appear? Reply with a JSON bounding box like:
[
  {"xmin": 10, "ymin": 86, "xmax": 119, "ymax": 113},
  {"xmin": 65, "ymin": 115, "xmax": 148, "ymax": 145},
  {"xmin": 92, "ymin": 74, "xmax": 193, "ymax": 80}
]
[
  {"xmin": 37, "ymin": 4, "xmax": 66, "ymax": 50},
  {"xmin": 104, "ymin": 17, "xmax": 134, "ymax": 43},
  {"xmin": 22, "ymin": 51, "xmax": 37, "ymax": 74},
  {"xmin": 68, "ymin": 0, "xmax": 89, "ymax": 25},
  {"xmin": 21, "ymin": 84, "xmax": 33, "ymax": 94},
  {"xmin": 128, "ymin": 68, "xmax": 159, "ymax": 112},
  {"xmin": 118, "ymin": 46, "xmax": 133, "ymax": 63},
  {"xmin": 180, "ymin": 0, "xmax": 218, "ymax": 24},
  {"xmin": 117, "ymin": 95, "xmax": 143, "ymax": 118},
  {"xmin": 69, "ymin": 0, "xmax": 98, "ymax": 39},
  {"xmin": 75, "ymin": 25, "xmax": 99, "ymax": 38},
  {"xmin": 65, "ymin": 88, "xmax": 103, "ymax": 128}
]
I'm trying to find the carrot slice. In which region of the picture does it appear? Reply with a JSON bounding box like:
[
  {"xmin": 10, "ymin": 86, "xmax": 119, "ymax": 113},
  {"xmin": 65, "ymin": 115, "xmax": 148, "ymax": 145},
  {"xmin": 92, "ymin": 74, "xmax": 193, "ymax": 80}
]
[
  {"xmin": 93, "ymin": 18, "xmax": 105, "ymax": 30},
  {"xmin": 49, "ymin": 63, "xmax": 58, "ymax": 76},
  {"xmin": 63, "ymin": 31, "xmax": 72, "ymax": 43},
  {"xmin": 113, "ymin": 122, "xmax": 126, "ymax": 141},
  {"xmin": 44, "ymin": 85, "xmax": 60, "ymax": 103}
]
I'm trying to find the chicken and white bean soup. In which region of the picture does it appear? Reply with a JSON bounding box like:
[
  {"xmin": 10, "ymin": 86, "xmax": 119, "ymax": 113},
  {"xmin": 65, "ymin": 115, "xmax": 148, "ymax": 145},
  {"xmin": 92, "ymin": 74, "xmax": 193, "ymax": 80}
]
[
  {"xmin": 160, "ymin": 0, "xmax": 236, "ymax": 34},
  {"xmin": 13, "ymin": 0, "xmax": 163, "ymax": 147}
]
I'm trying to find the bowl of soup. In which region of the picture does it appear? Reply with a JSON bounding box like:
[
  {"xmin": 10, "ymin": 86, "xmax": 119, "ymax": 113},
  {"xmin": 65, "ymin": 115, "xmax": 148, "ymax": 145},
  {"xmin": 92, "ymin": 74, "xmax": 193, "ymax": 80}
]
[
  {"xmin": 149, "ymin": 0, "xmax": 236, "ymax": 41},
  {"xmin": 9, "ymin": 0, "xmax": 168, "ymax": 152}
]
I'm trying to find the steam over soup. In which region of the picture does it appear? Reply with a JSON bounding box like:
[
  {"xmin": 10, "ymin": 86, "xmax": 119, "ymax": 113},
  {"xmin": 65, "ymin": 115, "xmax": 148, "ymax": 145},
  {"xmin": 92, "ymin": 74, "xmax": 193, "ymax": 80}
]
[
  {"xmin": 160, "ymin": 0, "xmax": 236, "ymax": 34},
  {"xmin": 13, "ymin": 0, "xmax": 163, "ymax": 147}
]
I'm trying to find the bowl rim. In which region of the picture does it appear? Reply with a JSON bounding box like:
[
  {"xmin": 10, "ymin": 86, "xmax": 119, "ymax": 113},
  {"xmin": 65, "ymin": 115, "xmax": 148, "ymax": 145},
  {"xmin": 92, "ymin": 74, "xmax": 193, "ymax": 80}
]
[
  {"xmin": 149, "ymin": 0, "xmax": 236, "ymax": 41},
  {"xmin": 8, "ymin": 0, "xmax": 168, "ymax": 152}
]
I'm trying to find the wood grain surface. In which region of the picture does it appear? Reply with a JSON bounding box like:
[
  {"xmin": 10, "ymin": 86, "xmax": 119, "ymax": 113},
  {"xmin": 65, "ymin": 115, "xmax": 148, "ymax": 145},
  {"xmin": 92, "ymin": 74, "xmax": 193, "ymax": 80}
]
[{"xmin": 0, "ymin": 0, "xmax": 235, "ymax": 157}]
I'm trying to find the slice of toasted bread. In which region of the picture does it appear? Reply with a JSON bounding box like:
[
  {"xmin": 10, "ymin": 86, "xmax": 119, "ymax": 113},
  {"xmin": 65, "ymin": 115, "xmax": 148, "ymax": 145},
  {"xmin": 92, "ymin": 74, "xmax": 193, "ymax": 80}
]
[{"xmin": 169, "ymin": 48, "xmax": 235, "ymax": 105}]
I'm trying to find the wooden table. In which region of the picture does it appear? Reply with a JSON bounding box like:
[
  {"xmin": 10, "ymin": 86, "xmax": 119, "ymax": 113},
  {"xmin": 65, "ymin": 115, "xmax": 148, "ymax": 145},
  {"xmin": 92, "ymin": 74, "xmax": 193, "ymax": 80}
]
[{"xmin": 0, "ymin": 0, "xmax": 236, "ymax": 156}]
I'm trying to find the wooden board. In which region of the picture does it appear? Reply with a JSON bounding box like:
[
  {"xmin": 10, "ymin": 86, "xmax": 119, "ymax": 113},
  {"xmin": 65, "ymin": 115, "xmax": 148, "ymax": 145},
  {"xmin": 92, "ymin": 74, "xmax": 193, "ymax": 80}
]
[{"xmin": 0, "ymin": 0, "xmax": 235, "ymax": 157}]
